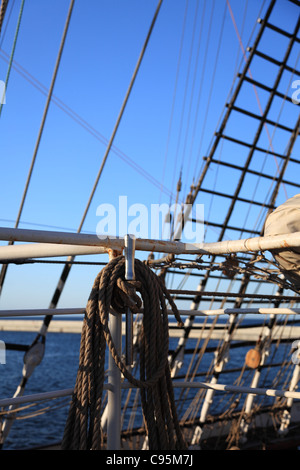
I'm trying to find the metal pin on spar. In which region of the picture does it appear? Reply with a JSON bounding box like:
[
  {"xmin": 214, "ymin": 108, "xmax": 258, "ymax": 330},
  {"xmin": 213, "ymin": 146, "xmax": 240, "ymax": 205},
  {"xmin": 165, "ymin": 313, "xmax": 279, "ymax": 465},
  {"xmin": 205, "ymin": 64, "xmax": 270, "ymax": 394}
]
[{"xmin": 124, "ymin": 234, "xmax": 135, "ymax": 365}]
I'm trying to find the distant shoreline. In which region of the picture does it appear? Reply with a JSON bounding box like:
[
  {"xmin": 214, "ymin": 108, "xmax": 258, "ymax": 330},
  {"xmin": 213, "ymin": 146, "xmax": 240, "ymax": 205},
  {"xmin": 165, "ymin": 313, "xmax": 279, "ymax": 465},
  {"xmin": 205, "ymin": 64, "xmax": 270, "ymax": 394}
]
[{"xmin": 0, "ymin": 320, "xmax": 299, "ymax": 341}]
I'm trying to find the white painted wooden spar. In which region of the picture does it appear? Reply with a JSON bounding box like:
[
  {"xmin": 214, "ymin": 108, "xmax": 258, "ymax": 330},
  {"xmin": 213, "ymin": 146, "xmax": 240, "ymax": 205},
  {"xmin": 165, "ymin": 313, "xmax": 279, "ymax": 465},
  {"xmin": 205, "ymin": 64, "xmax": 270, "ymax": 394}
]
[
  {"xmin": 0, "ymin": 242, "xmax": 107, "ymax": 260},
  {"xmin": 1, "ymin": 380, "xmax": 300, "ymax": 410},
  {"xmin": 0, "ymin": 226, "xmax": 300, "ymax": 258},
  {"xmin": 107, "ymin": 309, "xmax": 122, "ymax": 450}
]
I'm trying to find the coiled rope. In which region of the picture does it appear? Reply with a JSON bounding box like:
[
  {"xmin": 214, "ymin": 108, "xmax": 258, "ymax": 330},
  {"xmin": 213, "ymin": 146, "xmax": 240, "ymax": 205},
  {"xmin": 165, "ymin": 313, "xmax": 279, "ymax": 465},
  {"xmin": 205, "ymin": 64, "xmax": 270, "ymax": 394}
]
[{"xmin": 62, "ymin": 256, "xmax": 187, "ymax": 450}]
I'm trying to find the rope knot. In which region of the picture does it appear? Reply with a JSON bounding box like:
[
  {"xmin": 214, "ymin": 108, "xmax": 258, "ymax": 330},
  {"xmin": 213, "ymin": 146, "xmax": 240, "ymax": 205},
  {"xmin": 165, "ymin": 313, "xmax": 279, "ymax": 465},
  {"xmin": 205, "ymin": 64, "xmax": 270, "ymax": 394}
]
[{"xmin": 112, "ymin": 278, "xmax": 142, "ymax": 313}]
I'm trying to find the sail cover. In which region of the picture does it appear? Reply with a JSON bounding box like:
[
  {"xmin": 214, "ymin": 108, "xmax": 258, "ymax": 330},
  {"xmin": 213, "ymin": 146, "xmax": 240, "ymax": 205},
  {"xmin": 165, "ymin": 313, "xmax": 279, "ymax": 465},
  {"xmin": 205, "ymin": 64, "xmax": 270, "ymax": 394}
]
[{"xmin": 264, "ymin": 193, "xmax": 300, "ymax": 288}]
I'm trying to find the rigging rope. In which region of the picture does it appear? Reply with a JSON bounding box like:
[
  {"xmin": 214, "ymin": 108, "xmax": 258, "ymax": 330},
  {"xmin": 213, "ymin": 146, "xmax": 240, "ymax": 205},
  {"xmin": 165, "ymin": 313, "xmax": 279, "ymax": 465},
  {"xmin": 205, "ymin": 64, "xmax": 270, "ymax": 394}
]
[
  {"xmin": 0, "ymin": 49, "xmax": 174, "ymax": 200},
  {"xmin": 0, "ymin": 0, "xmax": 165, "ymax": 447},
  {"xmin": 0, "ymin": 0, "xmax": 75, "ymax": 448},
  {"xmin": 62, "ymin": 256, "xmax": 187, "ymax": 450},
  {"xmin": 0, "ymin": 0, "xmax": 8, "ymax": 35},
  {"xmin": 226, "ymin": 0, "xmax": 289, "ymax": 200},
  {"xmin": 0, "ymin": 0, "xmax": 24, "ymax": 116},
  {"xmin": 0, "ymin": 0, "xmax": 74, "ymax": 296}
]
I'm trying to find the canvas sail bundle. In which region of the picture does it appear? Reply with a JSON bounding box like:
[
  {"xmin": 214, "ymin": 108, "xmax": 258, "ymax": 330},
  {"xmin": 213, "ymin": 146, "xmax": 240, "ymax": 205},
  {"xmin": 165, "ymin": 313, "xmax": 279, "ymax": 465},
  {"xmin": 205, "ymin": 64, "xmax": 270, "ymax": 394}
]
[{"xmin": 264, "ymin": 194, "xmax": 300, "ymax": 289}]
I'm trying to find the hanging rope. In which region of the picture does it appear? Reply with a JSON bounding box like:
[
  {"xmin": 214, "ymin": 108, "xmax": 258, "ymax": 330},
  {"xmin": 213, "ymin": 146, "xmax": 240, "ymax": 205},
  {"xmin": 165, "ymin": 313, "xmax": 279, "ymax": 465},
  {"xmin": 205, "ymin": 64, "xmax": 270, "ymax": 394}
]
[
  {"xmin": 62, "ymin": 256, "xmax": 187, "ymax": 450},
  {"xmin": 0, "ymin": 0, "xmax": 24, "ymax": 116}
]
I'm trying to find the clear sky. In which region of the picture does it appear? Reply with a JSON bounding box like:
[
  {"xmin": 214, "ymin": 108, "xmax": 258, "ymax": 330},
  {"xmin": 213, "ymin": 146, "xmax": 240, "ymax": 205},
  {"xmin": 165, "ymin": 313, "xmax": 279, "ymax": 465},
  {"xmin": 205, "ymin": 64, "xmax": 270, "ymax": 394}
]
[{"xmin": 0, "ymin": 0, "xmax": 299, "ymax": 310}]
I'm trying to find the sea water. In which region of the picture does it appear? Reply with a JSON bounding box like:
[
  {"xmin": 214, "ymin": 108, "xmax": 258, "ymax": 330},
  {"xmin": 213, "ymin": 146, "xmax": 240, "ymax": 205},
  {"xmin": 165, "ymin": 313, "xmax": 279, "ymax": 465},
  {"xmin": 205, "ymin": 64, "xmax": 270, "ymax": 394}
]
[
  {"xmin": 0, "ymin": 318, "xmax": 294, "ymax": 450},
  {"xmin": 0, "ymin": 329, "xmax": 81, "ymax": 450}
]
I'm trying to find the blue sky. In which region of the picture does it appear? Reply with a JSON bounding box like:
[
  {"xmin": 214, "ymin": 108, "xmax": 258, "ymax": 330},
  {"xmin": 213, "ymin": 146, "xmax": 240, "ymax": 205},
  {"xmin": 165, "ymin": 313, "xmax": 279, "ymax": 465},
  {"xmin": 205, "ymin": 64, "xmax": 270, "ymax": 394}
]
[{"xmin": 0, "ymin": 0, "xmax": 299, "ymax": 309}]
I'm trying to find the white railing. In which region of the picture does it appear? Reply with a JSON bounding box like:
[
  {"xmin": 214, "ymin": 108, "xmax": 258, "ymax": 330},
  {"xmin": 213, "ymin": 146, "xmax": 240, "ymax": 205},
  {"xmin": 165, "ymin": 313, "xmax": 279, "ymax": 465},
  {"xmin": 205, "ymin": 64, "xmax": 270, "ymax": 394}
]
[
  {"xmin": 1, "ymin": 380, "xmax": 300, "ymax": 409},
  {"xmin": 1, "ymin": 307, "xmax": 300, "ymax": 318},
  {"xmin": 0, "ymin": 226, "xmax": 300, "ymax": 258}
]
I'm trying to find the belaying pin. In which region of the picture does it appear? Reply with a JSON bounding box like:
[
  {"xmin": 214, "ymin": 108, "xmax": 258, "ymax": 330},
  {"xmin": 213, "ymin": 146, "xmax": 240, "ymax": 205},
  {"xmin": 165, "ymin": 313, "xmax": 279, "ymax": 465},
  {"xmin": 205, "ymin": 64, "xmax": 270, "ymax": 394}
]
[{"xmin": 124, "ymin": 234, "xmax": 135, "ymax": 366}]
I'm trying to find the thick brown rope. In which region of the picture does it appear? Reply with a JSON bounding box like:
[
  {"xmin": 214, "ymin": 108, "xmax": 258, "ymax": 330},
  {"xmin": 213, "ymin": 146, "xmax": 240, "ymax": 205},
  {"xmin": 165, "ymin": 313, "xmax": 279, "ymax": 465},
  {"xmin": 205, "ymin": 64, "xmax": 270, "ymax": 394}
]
[{"xmin": 61, "ymin": 256, "xmax": 187, "ymax": 450}]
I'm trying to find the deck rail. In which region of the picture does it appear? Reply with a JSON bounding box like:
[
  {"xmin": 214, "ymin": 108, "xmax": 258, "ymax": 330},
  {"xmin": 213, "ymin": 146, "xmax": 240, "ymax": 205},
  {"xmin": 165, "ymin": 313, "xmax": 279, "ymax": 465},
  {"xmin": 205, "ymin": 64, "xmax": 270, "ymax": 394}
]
[{"xmin": 0, "ymin": 226, "xmax": 300, "ymax": 449}]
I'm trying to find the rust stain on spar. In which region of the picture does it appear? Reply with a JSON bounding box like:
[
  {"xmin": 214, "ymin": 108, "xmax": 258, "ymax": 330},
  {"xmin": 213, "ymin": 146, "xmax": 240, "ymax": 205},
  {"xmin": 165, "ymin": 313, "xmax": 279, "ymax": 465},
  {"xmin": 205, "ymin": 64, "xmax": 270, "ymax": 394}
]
[
  {"xmin": 107, "ymin": 248, "xmax": 123, "ymax": 260},
  {"xmin": 283, "ymin": 239, "xmax": 291, "ymax": 248}
]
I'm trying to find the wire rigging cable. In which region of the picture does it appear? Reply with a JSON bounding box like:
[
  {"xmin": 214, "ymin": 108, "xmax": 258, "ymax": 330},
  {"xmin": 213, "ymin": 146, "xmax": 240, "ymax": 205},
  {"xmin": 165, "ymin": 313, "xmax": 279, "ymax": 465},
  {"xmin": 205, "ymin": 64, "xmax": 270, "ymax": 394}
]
[
  {"xmin": 0, "ymin": 0, "xmax": 75, "ymax": 448},
  {"xmin": 193, "ymin": 0, "xmax": 227, "ymax": 182},
  {"xmin": 0, "ymin": 0, "xmax": 75, "ymax": 296},
  {"xmin": 172, "ymin": 0, "xmax": 201, "ymax": 195},
  {"xmin": 45, "ymin": 0, "xmax": 164, "ymax": 317},
  {"xmin": 0, "ymin": 0, "xmax": 165, "ymax": 448},
  {"xmin": 226, "ymin": 0, "xmax": 289, "ymax": 200},
  {"xmin": 62, "ymin": 256, "xmax": 186, "ymax": 450},
  {"xmin": 0, "ymin": 49, "xmax": 174, "ymax": 200},
  {"xmin": 159, "ymin": 0, "xmax": 189, "ymax": 205}
]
